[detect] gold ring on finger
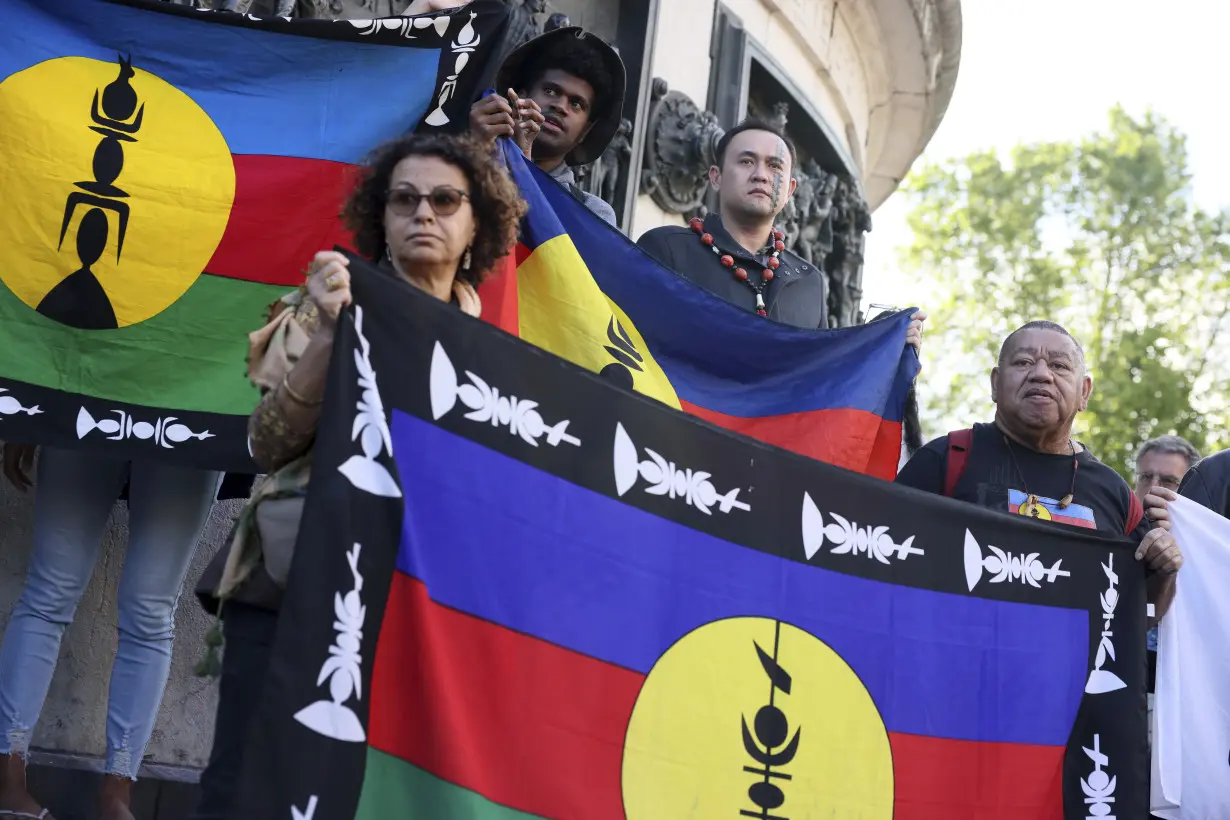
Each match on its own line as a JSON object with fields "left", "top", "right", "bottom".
{"left": 326, "top": 273, "right": 342, "bottom": 291}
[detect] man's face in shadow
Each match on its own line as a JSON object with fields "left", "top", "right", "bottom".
{"left": 523, "top": 68, "right": 595, "bottom": 163}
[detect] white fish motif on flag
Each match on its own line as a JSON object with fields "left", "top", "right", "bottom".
{"left": 425, "top": 12, "right": 481, "bottom": 127}
{"left": 430, "top": 341, "right": 578, "bottom": 449}
{"left": 963, "top": 529, "right": 1070, "bottom": 591}
{"left": 613, "top": 423, "right": 748, "bottom": 515}
{"left": 0, "top": 388, "right": 41, "bottom": 418}
{"left": 1085, "top": 553, "right": 1126, "bottom": 695}
{"left": 800, "top": 492, "right": 922, "bottom": 563}
{"left": 76, "top": 406, "right": 212, "bottom": 448}
{"left": 293, "top": 543, "right": 367, "bottom": 743}
{"left": 338, "top": 305, "right": 402, "bottom": 498}
{"left": 430, "top": 341, "right": 580, "bottom": 448}
{"left": 291, "top": 795, "right": 318, "bottom": 820}
{"left": 1081, "top": 734, "right": 1116, "bottom": 818}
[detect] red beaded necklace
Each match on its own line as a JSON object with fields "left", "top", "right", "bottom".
{"left": 689, "top": 217, "right": 785, "bottom": 317}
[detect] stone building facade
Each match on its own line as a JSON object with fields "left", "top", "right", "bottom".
{"left": 1, "top": 0, "right": 961, "bottom": 807}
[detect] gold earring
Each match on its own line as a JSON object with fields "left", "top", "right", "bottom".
{"left": 462, "top": 247, "right": 472, "bottom": 271}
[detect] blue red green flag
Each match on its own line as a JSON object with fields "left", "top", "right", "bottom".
{"left": 236, "top": 257, "right": 1150, "bottom": 819}
{"left": 0, "top": 0, "right": 509, "bottom": 470}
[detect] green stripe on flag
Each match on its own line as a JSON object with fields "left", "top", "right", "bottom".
{"left": 357, "top": 747, "right": 548, "bottom": 820}
{"left": 0, "top": 273, "right": 287, "bottom": 415}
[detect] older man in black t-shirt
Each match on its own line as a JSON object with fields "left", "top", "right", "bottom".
{"left": 896, "top": 320, "right": 1183, "bottom": 622}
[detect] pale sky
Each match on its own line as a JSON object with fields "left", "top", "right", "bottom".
{"left": 862, "top": 0, "right": 1230, "bottom": 311}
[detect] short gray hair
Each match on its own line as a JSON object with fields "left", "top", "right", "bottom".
{"left": 998, "top": 320, "right": 1086, "bottom": 371}
{"left": 1135, "top": 435, "right": 1201, "bottom": 469}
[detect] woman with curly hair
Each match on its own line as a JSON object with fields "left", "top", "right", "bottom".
{"left": 189, "top": 131, "right": 525, "bottom": 819}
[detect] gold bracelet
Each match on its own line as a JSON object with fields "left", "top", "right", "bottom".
{"left": 281, "top": 373, "right": 323, "bottom": 407}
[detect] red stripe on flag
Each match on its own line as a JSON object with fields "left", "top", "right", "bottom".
{"left": 514, "top": 240, "right": 532, "bottom": 266}
{"left": 889, "top": 732, "right": 1064, "bottom": 819}
{"left": 680, "top": 400, "right": 902, "bottom": 478}
{"left": 477, "top": 252, "right": 520, "bottom": 336}
{"left": 369, "top": 573, "right": 641, "bottom": 820}
{"left": 371, "top": 575, "right": 1068, "bottom": 819}
{"left": 206, "top": 155, "right": 359, "bottom": 286}
{"left": 1009, "top": 505, "right": 1098, "bottom": 529}
{"left": 868, "top": 413, "right": 906, "bottom": 480}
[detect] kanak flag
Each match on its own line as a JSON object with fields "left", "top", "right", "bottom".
{"left": 479, "top": 141, "right": 919, "bottom": 478}
{"left": 0, "top": 0, "right": 508, "bottom": 470}
{"left": 237, "top": 258, "right": 1150, "bottom": 819}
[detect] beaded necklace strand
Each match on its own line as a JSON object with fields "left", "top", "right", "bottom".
{"left": 689, "top": 217, "right": 785, "bottom": 317}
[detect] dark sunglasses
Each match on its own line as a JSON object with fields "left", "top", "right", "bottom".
{"left": 385, "top": 186, "right": 470, "bottom": 217}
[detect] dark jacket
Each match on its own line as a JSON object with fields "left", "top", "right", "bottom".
{"left": 636, "top": 214, "right": 828, "bottom": 330}
{"left": 1179, "top": 449, "right": 1230, "bottom": 518}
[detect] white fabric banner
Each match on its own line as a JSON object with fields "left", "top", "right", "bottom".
{"left": 1151, "top": 495, "right": 1230, "bottom": 819}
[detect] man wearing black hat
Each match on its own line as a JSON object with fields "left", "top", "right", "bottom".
{"left": 470, "top": 27, "right": 625, "bottom": 227}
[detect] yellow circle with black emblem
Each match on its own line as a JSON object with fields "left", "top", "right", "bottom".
{"left": 0, "top": 56, "right": 235, "bottom": 329}
{"left": 1017, "top": 500, "right": 1053, "bottom": 520}
{"left": 622, "top": 617, "right": 893, "bottom": 819}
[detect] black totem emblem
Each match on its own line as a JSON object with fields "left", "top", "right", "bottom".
{"left": 599, "top": 316, "right": 643, "bottom": 389}
{"left": 43, "top": 54, "right": 145, "bottom": 329}
{"left": 741, "top": 622, "right": 801, "bottom": 820}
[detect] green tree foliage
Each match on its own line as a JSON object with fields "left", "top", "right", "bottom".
{"left": 902, "top": 107, "right": 1230, "bottom": 478}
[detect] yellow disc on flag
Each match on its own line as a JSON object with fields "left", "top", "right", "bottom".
{"left": 0, "top": 55, "right": 235, "bottom": 329}
{"left": 1017, "top": 498, "right": 1053, "bottom": 520}
{"left": 622, "top": 617, "right": 894, "bottom": 819}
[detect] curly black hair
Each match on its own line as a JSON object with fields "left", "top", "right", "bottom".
{"left": 341, "top": 132, "right": 526, "bottom": 287}
{"left": 516, "top": 36, "right": 615, "bottom": 120}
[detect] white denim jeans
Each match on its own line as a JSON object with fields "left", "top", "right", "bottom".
{"left": 0, "top": 447, "right": 219, "bottom": 778}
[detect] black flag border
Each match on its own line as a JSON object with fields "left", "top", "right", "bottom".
{"left": 234, "top": 256, "right": 1149, "bottom": 819}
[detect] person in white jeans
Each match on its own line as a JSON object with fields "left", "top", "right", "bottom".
{"left": 0, "top": 445, "right": 219, "bottom": 820}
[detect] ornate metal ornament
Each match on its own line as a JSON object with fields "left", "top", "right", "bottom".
{"left": 639, "top": 78, "right": 723, "bottom": 215}
{"left": 504, "top": 0, "right": 548, "bottom": 49}
{"left": 576, "top": 117, "right": 632, "bottom": 215}
{"left": 826, "top": 177, "right": 871, "bottom": 327}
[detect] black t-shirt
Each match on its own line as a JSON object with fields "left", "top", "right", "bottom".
{"left": 896, "top": 422, "right": 1148, "bottom": 543}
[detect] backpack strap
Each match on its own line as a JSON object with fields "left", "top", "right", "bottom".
{"left": 1125, "top": 491, "right": 1145, "bottom": 536}
{"left": 944, "top": 428, "right": 973, "bottom": 498}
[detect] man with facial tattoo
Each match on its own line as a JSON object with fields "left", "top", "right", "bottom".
{"left": 636, "top": 119, "right": 924, "bottom": 345}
